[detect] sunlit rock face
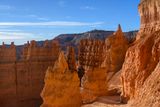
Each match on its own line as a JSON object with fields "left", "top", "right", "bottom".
{"left": 41, "top": 51, "right": 82, "bottom": 107}
{"left": 98, "top": 25, "right": 129, "bottom": 96}
{"left": 121, "top": 30, "right": 160, "bottom": 102}
{"left": 137, "top": 0, "right": 160, "bottom": 39}
{"left": 129, "top": 61, "right": 160, "bottom": 107}
{"left": 102, "top": 25, "right": 128, "bottom": 80}
{"left": 121, "top": 0, "right": 160, "bottom": 104}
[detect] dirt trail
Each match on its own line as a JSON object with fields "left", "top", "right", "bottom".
{"left": 82, "top": 96, "right": 126, "bottom": 107}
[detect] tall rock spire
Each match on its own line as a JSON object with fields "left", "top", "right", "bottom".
{"left": 66, "top": 46, "right": 77, "bottom": 72}
{"left": 118, "top": 24, "right": 122, "bottom": 32}
{"left": 114, "top": 24, "right": 124, "bottom": 39}
{"left": 41, "top": 51, "right": 81, "bottom": 107}
{"left": 54, "top": 51, "right": 69, "bottom": 73}
{"left": 102, "top": 24, "right": 128, "bottom": 74}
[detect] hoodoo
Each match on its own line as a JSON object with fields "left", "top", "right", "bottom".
{"left": 41, "top": 49, "right": 81, "bottom": 107}
{"left": 102, "top": 24, "right": 128, "bottom": 76}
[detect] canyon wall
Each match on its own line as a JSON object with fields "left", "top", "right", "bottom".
{"left": 0, "top": 40, "right": 60, "bottom": 107}
{"left": 121, "top": 0, "right": 160, "bottom": 104}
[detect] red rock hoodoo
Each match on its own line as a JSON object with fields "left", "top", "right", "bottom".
{"left": 41, "top": 50, "right": 81, "bottom": 107}
{"left": 102, "top": 24, "right": 128, "bottom": 73}
{"left": 102, "top": 25, "right": 128, "bottom": 92}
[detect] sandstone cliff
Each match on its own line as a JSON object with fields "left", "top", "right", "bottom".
{"left": 121, "top": 29, "right": 160, "bottom": 102}
{"left": 41, "top": 51, "right": 81, "bottom": 107}
{"left": 0, "top": 40, "right": 60, "bottom": 107}
{"left": 137, "top": 0, "right": 160, "bottom": 39}
{"left": 121, "top": 0, "right": 160, "bottom": 105}
{"left": 0, "top": 42, "right": 16, "bottom": 62}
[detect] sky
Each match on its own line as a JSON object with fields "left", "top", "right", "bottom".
{"left": 0, "top": 0, "right": 140, "bottom": 45}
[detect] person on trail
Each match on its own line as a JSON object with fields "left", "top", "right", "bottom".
{"left": 77, "top": 65, "right": 85, "bottom": 87}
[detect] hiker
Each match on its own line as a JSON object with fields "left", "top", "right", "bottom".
{"left": 77, "top": 65, "right": 85, "bottom": 87}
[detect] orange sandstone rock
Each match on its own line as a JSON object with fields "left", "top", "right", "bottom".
{"left": 79, "top": 26, "right": 129, "bottom": 102}
{"left": 137, "top": 0, "right": 160, "bottom": 39}
{"left": 0, "top": 42, "right": 16, "bottom": 62}
{"left": 78, "top": 39, "right": 108, "bottom": 103}
{"left": 121, "top": 30, "right": 160, "bottom": 103}
{"left": 41, "top": 51, "right": 81, "bottom": 107}
{"left": 66, "top": 46, "right": 77, "bottom": 72}
{"left": 102, "top": 24, "right": 128, "bottom": 74}
{"left": 121, "top": 0, "right": 160, "bottom": 104}
{"left": 78, "top": 39, "right": 105, "bottom": 70}
{"left": 129, "top": 61, "right": 160, "bottom": 107}
{"left": 82, "top": 68, "right": 108, "bottom": 96}
{"left": 0, "top": 40, "right": 60, "bottom": 107}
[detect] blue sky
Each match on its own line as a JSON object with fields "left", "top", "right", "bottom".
{"left": 0, "top": 0, "right": 140, "bottom": 45}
